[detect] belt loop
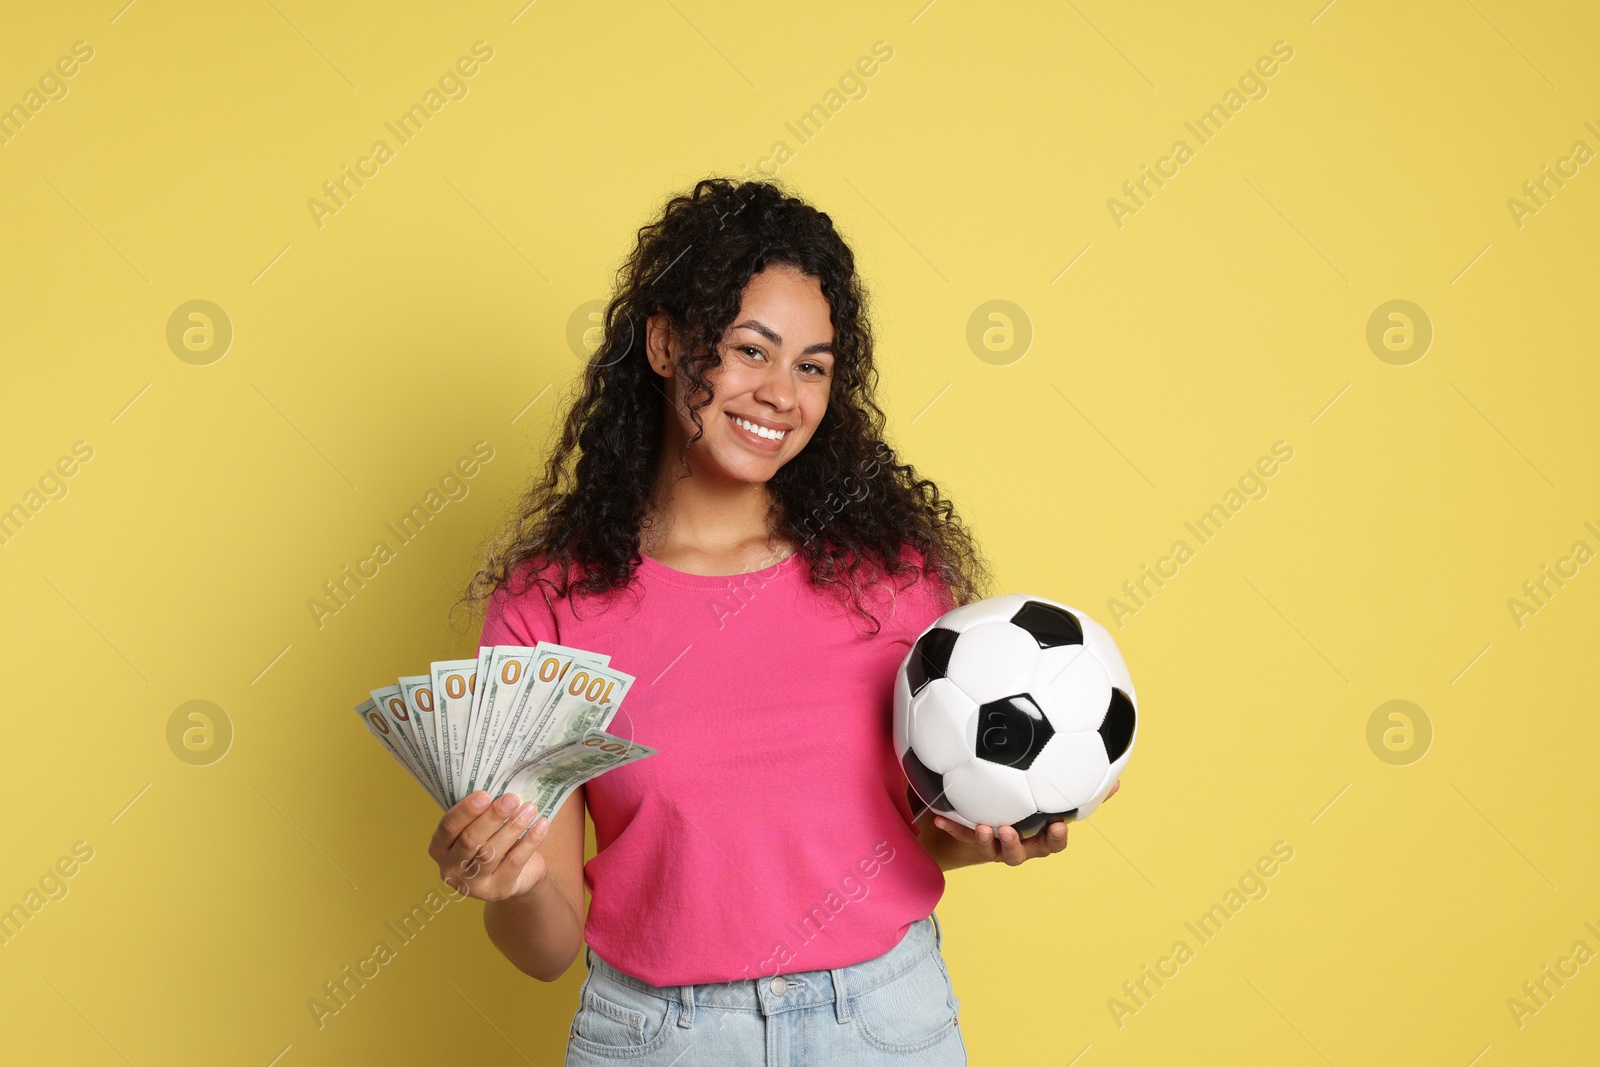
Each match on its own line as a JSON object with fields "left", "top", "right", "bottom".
{"left": 677, "top": 983, "right": 695, "bottom": 1028}
{"left": 831, "top": 967, "right": 850, "bottom": 1023}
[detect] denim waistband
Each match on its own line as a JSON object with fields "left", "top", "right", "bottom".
{"left": 583, "top": 913, "right": 944, "bottom": 1023}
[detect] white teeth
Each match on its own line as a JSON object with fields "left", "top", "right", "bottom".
{"left": 732, "top": 415, "right": 786, "bottom": 441}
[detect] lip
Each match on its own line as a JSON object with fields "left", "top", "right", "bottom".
{"left": 725, "top": 411, "right": 791, "bottom": 452}
{"left": 725, "top": 411, "right": 794, "bottom": 432}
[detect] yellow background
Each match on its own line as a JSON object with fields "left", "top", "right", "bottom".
{"left": 2, "top": 1, "right": 1596, "bottom": 1063}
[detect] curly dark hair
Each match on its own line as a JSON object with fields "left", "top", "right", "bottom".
{"left": 456, "top": 175, "right": 990, "bottom": 636}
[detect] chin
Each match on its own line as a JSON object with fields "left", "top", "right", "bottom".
{"left": 687, "top": 442, "right": 776, "bottom": 485}
{"left": 719, "top": 458, "right": 782, "bottom": 484}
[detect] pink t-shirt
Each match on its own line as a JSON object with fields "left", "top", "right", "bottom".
{"left": 478, "top": 544, "right": 956, "bottom": 986}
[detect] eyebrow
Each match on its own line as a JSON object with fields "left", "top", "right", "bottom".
{"left": 731, "top": 319, "right": 835, "bottom": 356}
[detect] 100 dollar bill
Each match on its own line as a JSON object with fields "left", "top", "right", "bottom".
{"left": 355, "top": 697, "right": 445, "bottom": 809}
{"left": 368, "top": 685, "right": 445, "bottom": 807}
{"left": 483, "top": 644, "right": 608, "bottom": 792}
{"left": 488, "top": 660, "right": 633, "bottom": 795}
{"left": 429, "top": 658, "right": 478, "bottom": 804}
{"left": 500, "top": 730, "right": 657, "bottom": 825}
{"left": 461, "top": 646, "right": 536, "bottom": 795}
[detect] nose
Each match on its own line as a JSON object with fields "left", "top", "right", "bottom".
{"left": 751, "top": 360, "right": 796, "bottom": 411}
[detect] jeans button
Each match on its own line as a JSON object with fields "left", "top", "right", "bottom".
{"left": 771, "top": 977, "right": 789, "bottom": 994}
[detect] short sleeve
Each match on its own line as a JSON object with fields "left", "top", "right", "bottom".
{"left": 478, "top": 560, "right": 560, "bottom": 650}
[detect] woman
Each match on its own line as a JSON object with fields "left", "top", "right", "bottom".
{"left": 428, "top": 177, "right": 1115, "bottom": 1063}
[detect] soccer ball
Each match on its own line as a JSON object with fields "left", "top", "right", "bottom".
{"left": 894, "top": 593, "right": 1137, "bottom": 839}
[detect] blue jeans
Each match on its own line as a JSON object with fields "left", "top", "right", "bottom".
{"left": 564, "top": 913, "right": 967, "bottom": 1065}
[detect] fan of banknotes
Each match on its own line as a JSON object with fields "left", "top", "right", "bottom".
{"left": 353, "top": 642, "right": 657, "bottom": 820}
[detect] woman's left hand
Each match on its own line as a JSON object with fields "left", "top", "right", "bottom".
{"left": 932, "top": 779, "right": 1120, "bottom": 867}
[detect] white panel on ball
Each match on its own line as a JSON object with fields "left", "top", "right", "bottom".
{"left": 924, "top": 593, "right": 1031, "bottom": 635}
{"left": 1074, "top": 778, "right": 1115, "bottom": 820}
{"left": 1077, "top": 738, "right": 1136, "bottom": 819}
{"left": 1079, "top": 611, "right": 1136, "bottom": 703}
{"left": 909, "top": 678, "right": 979, "bottom": 774}
{"left": 1028, "top": 645, "right": 1113, "bottom": 734}
{"left": 1025, "top": 732, "right": 1112, "bottom": 811}
{"left": 944, "top": 621, "right": 1041, "bottom": 704}
{"left": 941, "top": 758, "right": 1037, "bottom": 828}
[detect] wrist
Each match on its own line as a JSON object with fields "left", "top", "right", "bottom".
{"left": 915, "top": 812, "right": 991, "bottom": 871}
{"left": 495, "top": 870, "right": 555, "bottom": 909}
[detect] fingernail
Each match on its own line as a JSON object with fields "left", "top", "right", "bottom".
{"left": 497, "top": 794, "right": 519, "bottom": 812}
{"left": 534, "top": 818, "right": 549, "bottom": 833}
{"left": 468, "top": 792, "right": 490, "bottom": 811}
{"left": 517, "top": 802, "right": 537, "bottom": 821}
{"left": 1052, "top": 824, "right": 1066, "bottom": 838}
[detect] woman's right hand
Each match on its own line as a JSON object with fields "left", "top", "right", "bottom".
{"left": 428, "top": 791, "right": 552, "bottom": 902}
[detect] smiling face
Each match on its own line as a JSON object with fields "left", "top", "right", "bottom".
{"left": 647, "top": 264, "right": 836, "bottom": 486}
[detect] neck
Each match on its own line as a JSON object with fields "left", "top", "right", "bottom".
{"left": 644, "top": 436, "right": 778, "bottom": 557}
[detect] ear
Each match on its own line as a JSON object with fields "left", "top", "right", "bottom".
{"left": 645, "top": 310, "right": 676, "bottom": 379}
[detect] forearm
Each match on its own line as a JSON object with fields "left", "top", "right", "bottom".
{"left": 483, "top": 876, "right": 585, "bottom": 981}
